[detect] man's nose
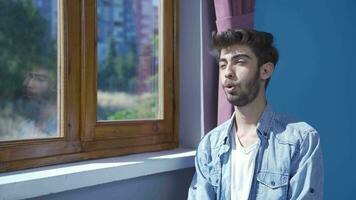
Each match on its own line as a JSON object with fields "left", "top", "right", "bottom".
{"left": 224, "top": 64, "right": 235, "bottom": 79}
{"left": 26, "top": 78, "right": 35, "bottom": 88}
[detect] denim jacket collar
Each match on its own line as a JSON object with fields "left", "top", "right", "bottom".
{"left": 256, "top": 104, "right": 275, "bottom": 139}
{"left": 217, "top": 104, "right": 274, "bottom": 156}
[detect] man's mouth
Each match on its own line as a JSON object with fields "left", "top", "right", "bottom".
{"left": 224, "top": 84, "right": 237, "bottom": 93}
{"left": 23, "top": 90, "right": 37, "bottom": 98}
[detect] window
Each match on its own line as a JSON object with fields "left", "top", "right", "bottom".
{"left": 0, "top": 0, "right": 179, "bottom": 172}
{"left": 0, "top": 0, "right": 59, "bottom": 141}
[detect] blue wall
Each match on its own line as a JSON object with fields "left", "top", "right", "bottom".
{"left": 255, "top": 0, "right": 356, "bottom": 199}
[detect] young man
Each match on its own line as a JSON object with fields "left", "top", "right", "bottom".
{"left": 188, "top": 29, "right": 323, "bottom": 200}
{"left": 21, "top": 67, "right": 57, "bottom": 136}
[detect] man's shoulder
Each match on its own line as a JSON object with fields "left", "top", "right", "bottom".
{"left": 272, "top": 112, "right": 319, "bottom": 145}
{"left": 198, "top": 119, "right": 231, "bottom": 151}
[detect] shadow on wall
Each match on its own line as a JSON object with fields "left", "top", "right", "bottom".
{"left": 29, "top": 168, "right": 195, "bottom": 200}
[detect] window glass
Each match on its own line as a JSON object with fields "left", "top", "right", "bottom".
{"left": 97, "top": 0, "right": 161, "bottom": 121}
{"left": 0, "top": 0, "right": 58, "bottom": 141}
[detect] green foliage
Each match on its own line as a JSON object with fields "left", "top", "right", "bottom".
{"left": 98, "top": 38, "right": 137, "bottom": 93}
{"left": 108, "top": 93, "right": 158, "bottom": 120}
{"left": 99, "top": 34, "right": 161, "bottom": 120}
{"left": 147, "top": 73, "right": 158, "bottom": 93}
{"left": 152, "top": 34, "right": 159, "bottom": 55}
{"left": 0, "top": 0, "right": 56, "bottom": 100}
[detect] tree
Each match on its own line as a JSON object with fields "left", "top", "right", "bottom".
{"left": 0, "top": 0, "right": 56, "bottom": 101}
{"left": 98, "top": 37, "right": 137, "bottom": 93}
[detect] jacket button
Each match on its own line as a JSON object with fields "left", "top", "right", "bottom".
{"left": 270, "top": 181, "right": 275, "bottom": 186}
{"left": 309, "top": 188, "right": 314, "bottom": 193}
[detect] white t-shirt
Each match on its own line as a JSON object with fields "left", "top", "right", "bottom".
{"left": 230, "top": 126, "right": 260, "bottom": 200}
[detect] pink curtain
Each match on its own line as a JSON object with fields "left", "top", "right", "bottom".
{"left": 213, "top": 0, "right": 256, "bottom": 124}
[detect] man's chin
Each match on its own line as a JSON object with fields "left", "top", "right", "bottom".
{"left": 226, "top": 96, "right": 248, "bottom": 107}
{"left": 23, "top": 94, "right": 33, "bottom": 99}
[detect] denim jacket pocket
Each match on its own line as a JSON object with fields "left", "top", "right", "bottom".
{"left": 256, "top": 171, "right": 289, "bottom": 200}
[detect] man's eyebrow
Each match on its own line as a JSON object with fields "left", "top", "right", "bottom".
{"left": 219, "top": 58, "right": 227, "bottom": 63}
{"left": 231, "top": 54, "right": 251, "bottom": 60}
{"left": 31, "top": 73, "right": 49, "bottom": 78}
{"left": 219, "top": 54, "right": 251, "bottom": 63}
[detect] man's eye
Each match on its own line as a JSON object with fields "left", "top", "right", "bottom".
{"left": 219, "top": 64, "right": 226, "bottom": 69}
{"left": 35, "top": 77, "right": 46, "bottom": 82}
{"left": 235, "top": 59, "right": 246, "bottom": 64}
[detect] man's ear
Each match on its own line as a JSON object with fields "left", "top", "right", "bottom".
{"left": 260, "top": 62, "right": 275, "bottom": 81}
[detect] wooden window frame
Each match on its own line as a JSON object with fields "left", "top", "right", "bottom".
{"left": 0, "top": 0, "right": 179, "bottom": 172}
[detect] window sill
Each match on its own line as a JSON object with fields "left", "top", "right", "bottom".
{"left": 0, "top": 148, "right": 196, "bottom": 200}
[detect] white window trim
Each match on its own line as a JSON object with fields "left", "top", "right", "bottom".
{"left": 0, "top": 148, "right": 195, "bottom": 200}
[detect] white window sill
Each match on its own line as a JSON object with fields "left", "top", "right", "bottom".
{"left": 0, "top": 148, "right": 196, "bottom": 200}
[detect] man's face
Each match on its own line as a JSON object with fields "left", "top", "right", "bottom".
{"left": 23, "top": 69, "right": 51, "bottom": 100}
{"left": 219, "top": 44, "right": 261, "bottom": 107}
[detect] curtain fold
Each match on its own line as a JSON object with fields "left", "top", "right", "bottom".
{"left": 213, "top": 0, "right": 256, "bottom": 124}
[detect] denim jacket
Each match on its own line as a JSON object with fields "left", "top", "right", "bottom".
{"left": 188, "top": 105, "right": 323, "bottom": 200}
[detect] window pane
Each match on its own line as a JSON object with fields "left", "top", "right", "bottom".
{"left": 0, "top": 0, "right": 59, "bottom": 141}
{"left": 97, "top": 0, "right": 162, "bottom": 121}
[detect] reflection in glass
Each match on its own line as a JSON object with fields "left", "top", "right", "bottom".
{"left": 0, "top": 0, "right": 58, "bottom": 141}
{"left": 97, "top": 0, "right": 161, "bottom": 121}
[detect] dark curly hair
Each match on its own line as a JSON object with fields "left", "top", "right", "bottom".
{"left": 212, "top": 29, "right": 279, "bottom": 88}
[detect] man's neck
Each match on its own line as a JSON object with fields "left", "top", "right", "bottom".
{"left": 234, "top": 91, "right": 267, "bottom": 139}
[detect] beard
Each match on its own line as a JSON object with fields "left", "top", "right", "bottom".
{"left": 21, "top": 88, "right": 56, "bottom": 122}
{"left": 223, "top": 70, "right": 261, "bottom": 107}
